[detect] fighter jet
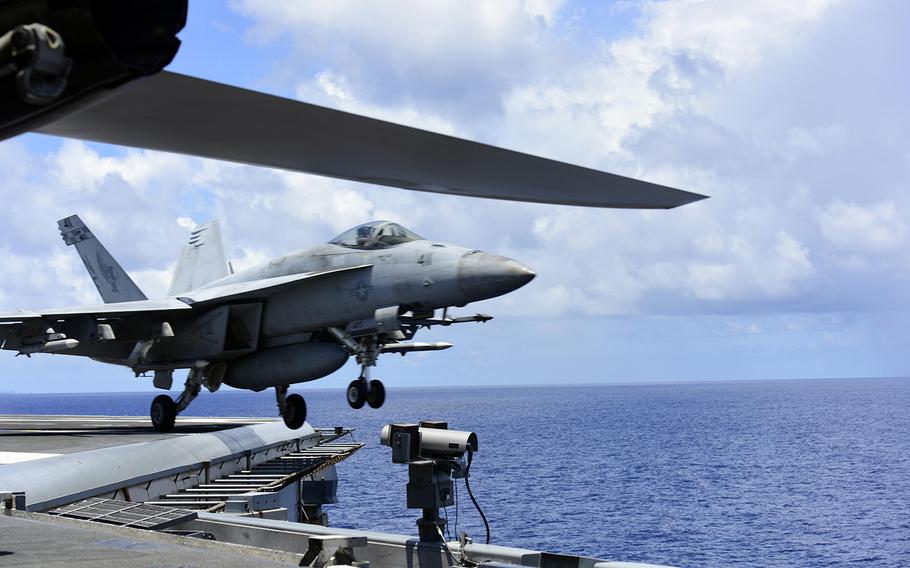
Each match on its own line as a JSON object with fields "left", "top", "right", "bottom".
{"left": 0, "top": 215, "right": 534, "bottom": 431}
{"left": 0, "top": 1, "right": 708, "bottom": 430}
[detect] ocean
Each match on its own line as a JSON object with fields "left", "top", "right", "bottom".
{"left": 2, "top": 378, "right": 909, "bottom": 567}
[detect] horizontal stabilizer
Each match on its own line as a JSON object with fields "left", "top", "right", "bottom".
{"left": 58, "top": 215, "right": 147, "bottom": 304}
{"left": 38, "top": 72, "right": 707, "bottom": 209}
{"left": 168, "top": 220, "right": 229, "bottom": 296}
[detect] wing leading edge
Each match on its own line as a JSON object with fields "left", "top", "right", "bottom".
{"left": 37, "top": 72, "right": 707, "bottom": 209}
{"left": 0, "top": 265, "right": 371, "bottom": 324}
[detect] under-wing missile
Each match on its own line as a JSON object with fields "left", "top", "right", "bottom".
{"left": 448, "top": 314, "right": 493, "bottom": 324}
{"left": 401, "top": 313, "right": 493, "bottom": 327}
{"left": 381, "top": 342, "right": 454, "bottom": 354}
{"left": 40, "top": 338, "right": 79, "bottom": 353}
{"left": 18, "top": 338, "right": 79, "bottom": 355}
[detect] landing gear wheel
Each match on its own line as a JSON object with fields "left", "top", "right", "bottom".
{"left": 347, "top": 380, "right": 366, "bottom": 409}
{"left": 150, "top": 395, "right": 177, "bottom": 432}
{"left": 283, "top": 394, "right": 307, "bottom": 430}
{"left": 367, "top": 379, "right": 386, "bottom": 409}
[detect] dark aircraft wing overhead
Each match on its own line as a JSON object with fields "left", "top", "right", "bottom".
{"left": 37, "top": 72, "right": 707, "bottom": 209}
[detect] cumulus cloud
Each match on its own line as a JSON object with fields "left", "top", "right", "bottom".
{"left": 2, "top": 0, "right": 909, "bottom": 391}
{"left": 2, "top": 0, "right": 908, "bottom": 323}
{"left": 817, "top": 201, "right": 906, "bottom": 254}
{"left": 7, "top": 0, "right": 908, "bottom": 315}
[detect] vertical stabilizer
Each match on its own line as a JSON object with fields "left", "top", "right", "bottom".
{"left": 58, "top": 215, "right": 148, "bottom": 304}
{"left": 168, "top": 220, "right": 229, "bottom": 295}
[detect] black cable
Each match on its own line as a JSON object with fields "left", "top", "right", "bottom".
{"left": 453, "top": 469, "right": 459, "bottom": 538}
{"left": 435, "top": 523, "right": 458, "bottom": 565}
{"left": 464, "top": 447, "right": 490, "bottom": 545}
{"left": 442, "top": 501, "right": 452, "bottom": 541}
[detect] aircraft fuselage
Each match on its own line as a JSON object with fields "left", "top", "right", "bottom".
{"left": 206, "top": 240, "right": 533, "bottom": 338}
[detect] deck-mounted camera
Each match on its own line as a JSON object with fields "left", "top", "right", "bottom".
{"left": 380, "top": 421, "right": 479, "bottom": 542}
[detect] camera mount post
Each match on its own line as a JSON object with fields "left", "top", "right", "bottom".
{"left": 409, "top": 457, "right": 455, "bottom": 541}
{"left": 380, "top": 421, "right": 476, "bottom": 543}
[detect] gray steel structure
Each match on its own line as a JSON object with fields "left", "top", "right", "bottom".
{"left": 0, "top": 416, "right": 679, "bottom": 568}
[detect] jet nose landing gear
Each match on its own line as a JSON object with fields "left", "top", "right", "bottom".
{"left": 327, "top": 327, "right": 387, "bottom": 411}
{"left": 275, "top": 385, "right": 307, "bottom": 429}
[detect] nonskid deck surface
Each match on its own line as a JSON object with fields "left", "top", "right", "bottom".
{"left": 0, "top": 414, "right": 272, "bottom": 460}
{"left": 0, "top": 510, "right": 302, "bottom": 567}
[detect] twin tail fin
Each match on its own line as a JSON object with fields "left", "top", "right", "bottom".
{"left": 58, "top": 215, "right": 148, "bottom": 304}
{"left": 167, "top": 219, "right": 229, "bottom": 296}
{"left": 59, "top": 215, "right": 230, "bottom": 302}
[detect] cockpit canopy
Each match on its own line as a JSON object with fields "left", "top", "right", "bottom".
{"left": 329, "top": 221, "right": 425, "bottom": 250}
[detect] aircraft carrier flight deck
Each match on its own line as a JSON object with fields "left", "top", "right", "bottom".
{"left": 0, "top": 414, "right": 675, "bottom": 568}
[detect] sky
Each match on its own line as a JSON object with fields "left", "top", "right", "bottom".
{"left": 0, "top": 0, "right": 908, "bottom": 393}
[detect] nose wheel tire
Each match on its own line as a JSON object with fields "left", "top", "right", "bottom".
{"left": 150, "top": 395, "right": 177, "bottom": 432}
{"left": 347, "top": 380, "right": 367, "bottom": 409}
{"left": 367, "top": 379, "right": 386, "bottom": 409}
{"left": 282, "top": 393, "right": 307, "bottom": 429}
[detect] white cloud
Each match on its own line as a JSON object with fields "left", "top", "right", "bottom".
{"left": 3, "top": 0, "right": 909, "bottom": 391}
{"left": 817, "top": 201, "right": 907, "bottom": 254}
{"left": 2, "top": 0, "right": 907, "bottom": 324}
{"left": 523, "top": 0, "right": 567, "bottom": 25}
{"left": 176, "top": 217, "right": 198, "bottom": 231}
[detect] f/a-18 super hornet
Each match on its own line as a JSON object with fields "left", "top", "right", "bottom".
{"left": 1, "top": 215, "right": 534, "bottom": 431}
{"left": 0, "top": 1, "right": 707, "bottom": 430}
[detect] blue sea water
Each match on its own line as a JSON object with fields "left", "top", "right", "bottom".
{"left": 2, "top": 378, "right": 909, "bottom": 568}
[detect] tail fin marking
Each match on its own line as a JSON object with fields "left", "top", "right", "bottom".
{"left": 58, "top": 215, "right": 148, "bottom": 304}
{"left": 168, "top": 219, "right": 229, "bottom": 296}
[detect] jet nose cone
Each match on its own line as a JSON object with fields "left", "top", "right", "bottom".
{"left": 457, "top": 252, "right": 536, "bottom": 302}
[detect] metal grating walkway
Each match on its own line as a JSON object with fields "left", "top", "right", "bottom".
{"left": 145, "top": 428, "right": 363, "bottom": 511}
{"left": 48, "top": 497, "right": 197, "bottom": 530}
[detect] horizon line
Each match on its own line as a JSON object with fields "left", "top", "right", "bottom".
{"left": 1, "top": 375, "right": 908, "bottom": 396}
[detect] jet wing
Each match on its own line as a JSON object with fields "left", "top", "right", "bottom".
{"left": 0, "top": 266, "right": 372, "bottom": 323}
{"left": 36, "top": 72, "right": 706, "bottom": 209}
{"left": 181, "top": 265, "right": 371, "bottom": 305}
{"left": 0, "top": 298, "right": 191, "bottom": 323}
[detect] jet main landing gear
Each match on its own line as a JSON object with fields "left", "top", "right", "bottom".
{"left": 347, "top": 377, "right": 385, "bottom": 409}
{"left": 150, "top": 368, "right": 203, "bottom": 432}
{"left": 276, "top": 385, "right": 307, "bottom": 429}
{"left": 150, "top": 395, "right": 177, "bottom": 432}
